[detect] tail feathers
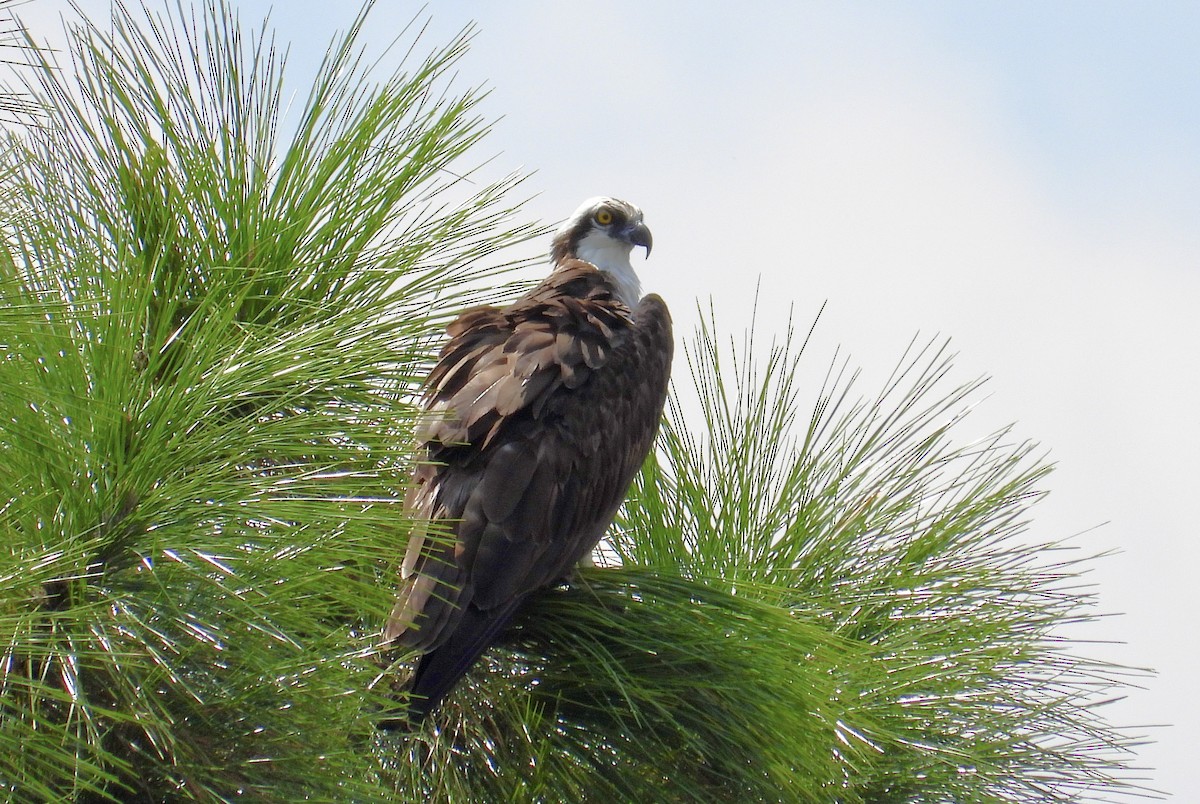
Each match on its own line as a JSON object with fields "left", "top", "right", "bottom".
{"left": 387, "top": 597, "right": 527, "bottom": 728}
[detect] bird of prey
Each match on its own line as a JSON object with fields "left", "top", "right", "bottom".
{"left": 384, "top": 197, "right": 673, "bottom": 723}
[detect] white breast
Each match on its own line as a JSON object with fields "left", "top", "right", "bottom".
{"left": 575, "top": 229, "right": 643, "bottom": 307}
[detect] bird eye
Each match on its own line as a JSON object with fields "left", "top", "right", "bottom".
{"left": 594, "top": 209, "right": 614, "bottom": 226}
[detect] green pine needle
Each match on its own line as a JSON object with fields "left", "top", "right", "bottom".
{"left": 1, "top": 2, "right": 1147, "bottom": 802}
{"left": 2, "top": 1, "right": 531, "bottom": 799}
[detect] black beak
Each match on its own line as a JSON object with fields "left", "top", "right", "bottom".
{"left": 626, "top": 221, "right": 653, "bottom": 257}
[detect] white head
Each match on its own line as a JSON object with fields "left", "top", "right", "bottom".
{"left": 549, "top": 197, "right": 652, "bottom": 307}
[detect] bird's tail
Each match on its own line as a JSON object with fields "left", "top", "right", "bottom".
{"left": 383, "top": 597, "right": 527, "bottom": 729}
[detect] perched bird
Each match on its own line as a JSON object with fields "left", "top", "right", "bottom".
{"left": 384, "top": 197, "right": 673, "bottom": 723}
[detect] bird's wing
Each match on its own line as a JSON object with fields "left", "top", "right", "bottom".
{"left": 385, "top": 263, "right": 672, "bottom": 673}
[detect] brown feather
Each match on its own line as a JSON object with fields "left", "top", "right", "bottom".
{"left": 385, "top": 257, "right": 673, "bottom": 716}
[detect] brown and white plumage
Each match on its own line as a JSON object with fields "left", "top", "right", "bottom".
{"left": 385, "top": 197, "right": 673, "bottom": 722}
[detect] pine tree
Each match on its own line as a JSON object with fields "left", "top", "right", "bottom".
{"left": 1, "top": 2, "right": 1146, "bottom": 801}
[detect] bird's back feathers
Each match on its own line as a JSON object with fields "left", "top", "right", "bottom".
{"left": 385, "top": 259, "right": 672, "bottom": 719}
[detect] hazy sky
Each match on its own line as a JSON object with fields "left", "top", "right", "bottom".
{"left": 15, "top": 1, "right": 1199, "bottom": 797}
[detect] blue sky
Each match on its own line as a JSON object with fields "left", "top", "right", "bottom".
{"left": 15, "top": 1, "right": 1199, "bottom": 797}
{"left": 925, "top": 3, "right": 1199, "bottom": 229}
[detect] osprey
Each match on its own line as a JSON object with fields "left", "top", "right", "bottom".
{"left": 385, "top": 197, "right": 672, "bottom": 722}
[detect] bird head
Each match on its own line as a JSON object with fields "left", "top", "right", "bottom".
{"left": 550, "top": 197, "right": 652, "bottom": 306}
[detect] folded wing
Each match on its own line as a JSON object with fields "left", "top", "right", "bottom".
{"left": 385, "top": 261, "right": 672, "bottom": 718}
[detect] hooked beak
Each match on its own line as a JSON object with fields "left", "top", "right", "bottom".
{"left": 625, "top": 221, "right": 653, "bottom": 257}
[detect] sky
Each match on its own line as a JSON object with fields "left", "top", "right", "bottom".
{"left": 12, "top": 1, "right": 1200, "bottom": 798}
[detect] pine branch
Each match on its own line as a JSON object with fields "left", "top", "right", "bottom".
{"left": 1, "top": 2, "right": 532, "bottom": 799}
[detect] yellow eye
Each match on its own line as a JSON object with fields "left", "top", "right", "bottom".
{"left": 594, "top": 209, "right": 614, "bottom": 226}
